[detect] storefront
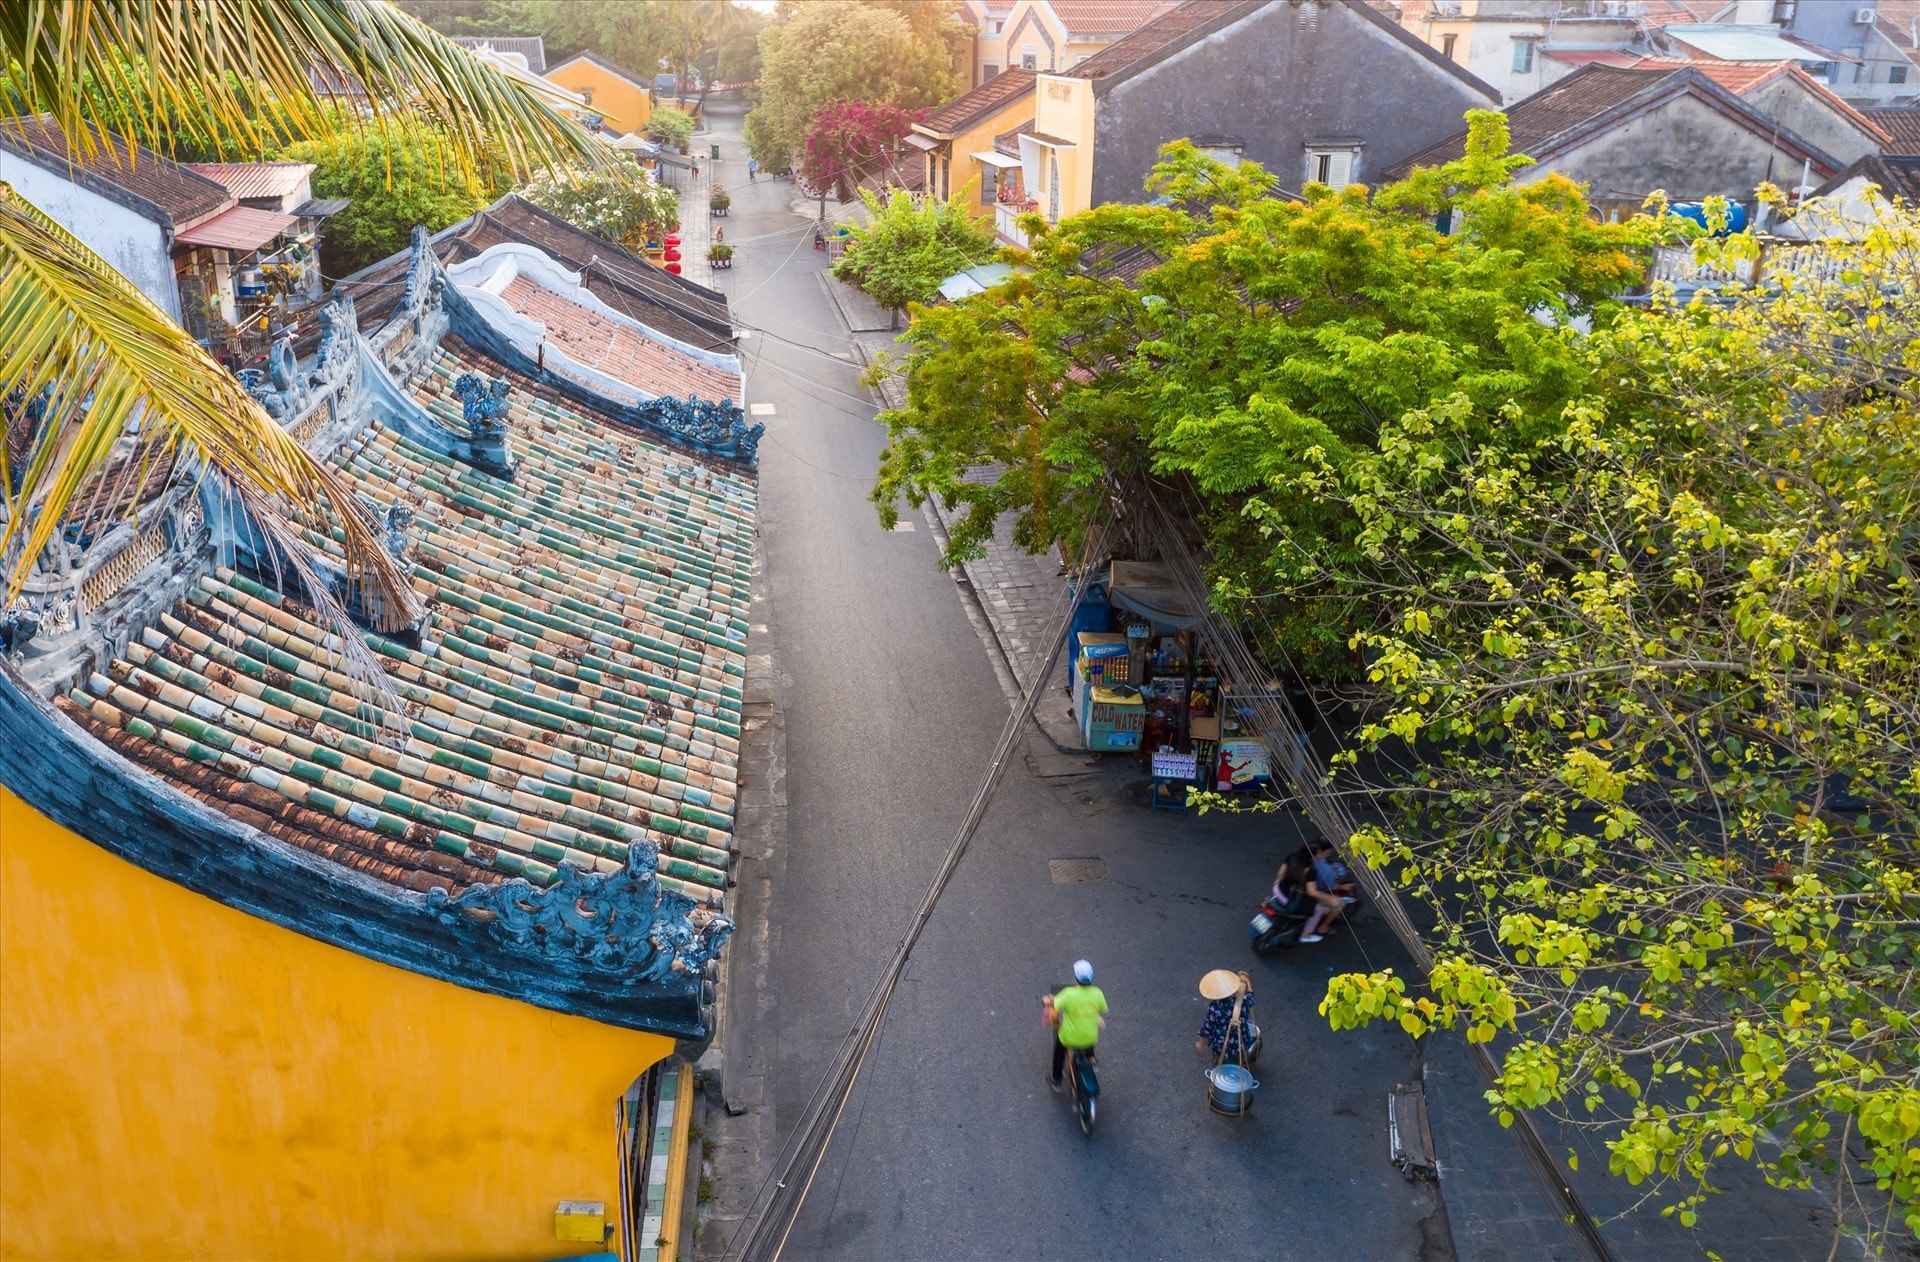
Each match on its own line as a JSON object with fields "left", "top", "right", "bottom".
{"left": 1068, "top": 560, "right": 1299, "bottom": 804}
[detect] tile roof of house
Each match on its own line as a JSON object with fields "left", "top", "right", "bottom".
{"left": 1816, "top": 152, "right": 1920, "bottom": 202}
{"left": 451, "top": 35, "right": 547, "bottom": 73}
{"left": 1061, "top": 0, "right": 1264, "bottom": 80}
{"left": 500, "top": 276, "right": 743, "bottom": 403}
{"left": 1050, "top": 0, "right": 1182, "bottom": 35}
{"left": 60, "top": 345, "right": 753, "bottom": 909}
{"left": 919, "top": 69, "right": 1037, "bottom": 136}
{"left": 1872, "top": 12, "right": 1920, "bottom": 53}
{"left": 1061, "top": 0, "right": 1494, "bottom": 99}
{"left": 0, "top": 115, "right": 231, "bottom": 228}
{"left": 995, "top": 117, "right": 1037, "bottom": 157}
{"left": 335, "top": 195, "right": 735, "bottom": 352}
{"left": 185, "top": 161, "right": 315, "bottom": 203}
{"left": 1639, "top": 0, "right": 1734, "bottom": 26}
{"left": 1632, "top": 58, "right": 1892, "bottom": 141}
{"left": 1865, "top": 106, "right": 1920, "bottom": 154}
{"left": 549, "top": 48, "right": 654, "bottom": 90}
{"left": 1390, "top": 63, "right": 1837, "bottom": 178}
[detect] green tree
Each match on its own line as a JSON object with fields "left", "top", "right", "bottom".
{"left": 647, "top": 106, "right": 696, "bottom": 152}
{"left": 1319, "top": 201, "right": 1920, "bottom": 1248}
{"left": 832, "top": 187, "right": 995, "bottom": 326}
{"left": 744, "top": 0, "right": 962, "bottom": 173}
{"left": 280, "top": 124, "right": 513, "bottom": 278}
{"left": 870, "top": 118, "right": 1651, "bottom": 673}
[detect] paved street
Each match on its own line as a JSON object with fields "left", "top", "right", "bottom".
{"left": 696, "top": 102, "right": 1446, "bottom": 1262}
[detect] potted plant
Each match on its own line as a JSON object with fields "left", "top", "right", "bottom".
{"left": 709, "top": 187, "right": 731, "bottom": 216}
{"left": 707, "top": 242, "right": 734, "bottom": 270}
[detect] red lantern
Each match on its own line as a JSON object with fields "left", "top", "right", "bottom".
{"left": 664, "top": 233, "right": 682, "bottom": 246}
{"left": 663, "top": 248, "right": 682, "bottom": 262}
{"left": 665, "top": 262, "right": 683, "bottom": 274}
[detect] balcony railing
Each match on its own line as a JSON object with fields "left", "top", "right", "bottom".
{"left": 995, "top": 201, "right": 1032, "bottom": 248}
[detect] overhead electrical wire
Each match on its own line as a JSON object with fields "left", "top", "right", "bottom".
{"left": 721, "top": 512, "right": 1111, "bottom": 1262}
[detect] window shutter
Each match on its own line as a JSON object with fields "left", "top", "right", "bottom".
{"left": 1328, "top": 151, "right": 1354, "bottom": 189}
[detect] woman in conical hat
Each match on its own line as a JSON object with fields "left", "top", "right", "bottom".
{"left": 1196, "top": 969, "right": 1255, "bottom": 1057}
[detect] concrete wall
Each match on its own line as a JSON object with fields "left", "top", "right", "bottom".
{"left": 0, "top": 151, "right": 179, "bottom": 320}
{"left": 1744, "top": 75, "right": 1884, "bottom": 166}
{"left": 1090, "top": 0, "right": 1497, "bottom": 206}
{"left": 0, "top": 786, "right": 672, "bottom": 1261}
{"left": 1523, "top": 91, "right": 1836, "bottom": 205}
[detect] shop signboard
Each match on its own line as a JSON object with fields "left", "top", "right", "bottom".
{"left": 1214, "top": 738, "right": 1270, "bottom": 791}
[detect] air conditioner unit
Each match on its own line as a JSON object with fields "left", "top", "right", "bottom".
{"left": 1854, "top": 7, "right": 1875, "bottom": 23}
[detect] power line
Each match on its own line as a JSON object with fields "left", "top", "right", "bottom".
{"left": 721, "top": 514, "right": 1109, "bottom": 1262}
{"left": 1132, "top": 486, "right": 1617, "bottom": 1262}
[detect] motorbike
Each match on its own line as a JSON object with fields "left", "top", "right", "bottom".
{"left": 1062, "top": 1046, "right": 1098, "bottom": 1135}
{"left": 1248, "top": 891, "right": 1312, "bottom": 954}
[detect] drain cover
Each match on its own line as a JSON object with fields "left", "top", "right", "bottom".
{"left": 1048, "top": 858, "right": 1108, "bottom": 884}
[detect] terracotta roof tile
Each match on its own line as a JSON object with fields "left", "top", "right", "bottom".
{"left": 0, "top": 115, "right": 231, "bottom": 227}
{"left": 1819, "top": 153, "right": 1920, "bottom": 202}
{"left": 333, "top": 195, "right": 735, "bottom": 353}
{"left": 1865, "top": 107, "right": 1920, "bottom": 155}
{"left": 920, "top": 70, "right": 1037, "bottom": 135}
{"left": 1631, "top": 58, "right": 1891, "bottom": 141}
{"left": 1061, "top": 0, "right": 1264, "bottom": 80}
{"left": 1049, "top": 0, "right": 1181, "bottom": 35}
{"left": 65, "top": 348, "right": 756, "bottom": 906}
{"left": 501, "top": 275, "right": 743, "bottom": 403}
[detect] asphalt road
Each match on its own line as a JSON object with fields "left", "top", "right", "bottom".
{"left": 698, "top": 102, "right": 1447, "bottom": 1262}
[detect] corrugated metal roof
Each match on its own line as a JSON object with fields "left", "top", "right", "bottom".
{"left": 185, "top": 162, "right": 314, "bottom": 202}
{"left": 171, "top": 205, "right": 300, "bottom": 252}
{"left": 1662, "top": 23, "right": 1844, "bottom": 61}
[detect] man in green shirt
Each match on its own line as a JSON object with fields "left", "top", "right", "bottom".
{"left": 1049, "top": 959, "right": 1108, "bottom": 1091}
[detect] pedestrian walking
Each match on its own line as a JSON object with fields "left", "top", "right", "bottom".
{"left": 748, "top": 157, "right": 758, "bottom": 181}
{"left": 691, "top": 157, "right": 700, "bottom": 178}
{"left": 714, "top": 226, "right": 725, "bottom": 244}
{"left": 1195, "top": 969, "right": 1257, "bottom": 1061}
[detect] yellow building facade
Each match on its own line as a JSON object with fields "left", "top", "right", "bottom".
{"left": 547, "top": 50, "right": 656, "bottom": 137}
{"left": 0, "top": 200, "right": 748, "bottom": 1262}
{"left": 0, "top": 787, "right": 672, "bottom": 1261}
{"left": 1030, "top": 72, "right": 1097, "bottom": 224}
{"left": 912, "top": 71, "right": 1038, "bottom": 224}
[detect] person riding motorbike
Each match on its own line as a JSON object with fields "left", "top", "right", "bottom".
{"left": 1047, "top": 959, "right": 1107, "bottom": 1091}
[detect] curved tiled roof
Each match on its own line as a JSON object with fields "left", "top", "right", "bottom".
{"left": 62, "top": 348, "right": 752, "bottom": 909}
{"left": 1865, "top": 107, "right": 1920, "bottom": 155}
{"left": 335, "top": 195, "right": 735, "bottom": 353}
{"left": 501, "top": 275, "right": 743, "bottom": 402}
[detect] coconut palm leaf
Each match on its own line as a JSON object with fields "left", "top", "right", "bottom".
{"left": 0, "top": 0, "right": 601, "bottom": 191}
{"left": 0, "top": 183, "right": 423, "bottom": 691}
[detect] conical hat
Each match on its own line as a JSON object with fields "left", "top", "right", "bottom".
{"left": 1199, "top": 969, "right": 1243, "bottom": 1000}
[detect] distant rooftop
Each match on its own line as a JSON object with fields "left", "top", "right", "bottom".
{"left": 450, "top": 35, "right": 547, "bottom": 74}
{"left": 0, "top": 115, "right": 231, "bottom": 228}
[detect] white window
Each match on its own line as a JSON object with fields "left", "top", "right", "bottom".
{"left": 1512, "top": 39, "right": 1536, "bottom": 73}
{"left": 1305, "top": 148, "right": 1358, "bottom": 190}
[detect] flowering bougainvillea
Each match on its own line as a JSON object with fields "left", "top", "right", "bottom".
{"left": 800, "top": 99, "right": 923, "bottom": 201}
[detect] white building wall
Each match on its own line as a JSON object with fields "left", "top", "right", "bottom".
{"left": 0, "top": 152, "right": 180, "bottom": 321}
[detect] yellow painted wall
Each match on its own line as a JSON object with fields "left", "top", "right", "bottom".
{"left": 547, "top": 60, "right": 653, "bottom": 137}
{"left": 1034, "top": 74, "right": 1096, "bottom": 220}
{"left": 925, "top": 91, "right": 1037, "bottom": 217}
{"left": 0, "top": 786, "right": 674, "bottom": 1261}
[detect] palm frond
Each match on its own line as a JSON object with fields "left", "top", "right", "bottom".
{"left": 0, "top": 183, "right": 422, "bottom": 701}
{"left": 0, "top": 0, "right": 602, "bottom": 190}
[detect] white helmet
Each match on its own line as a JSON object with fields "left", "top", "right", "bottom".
{"left": 1073, "top": 959, "right": 1094, "bottom": 984}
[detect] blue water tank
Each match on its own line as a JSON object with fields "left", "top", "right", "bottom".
{"left": 1670, "top": 202, "right": 1748, "bottom": 237}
